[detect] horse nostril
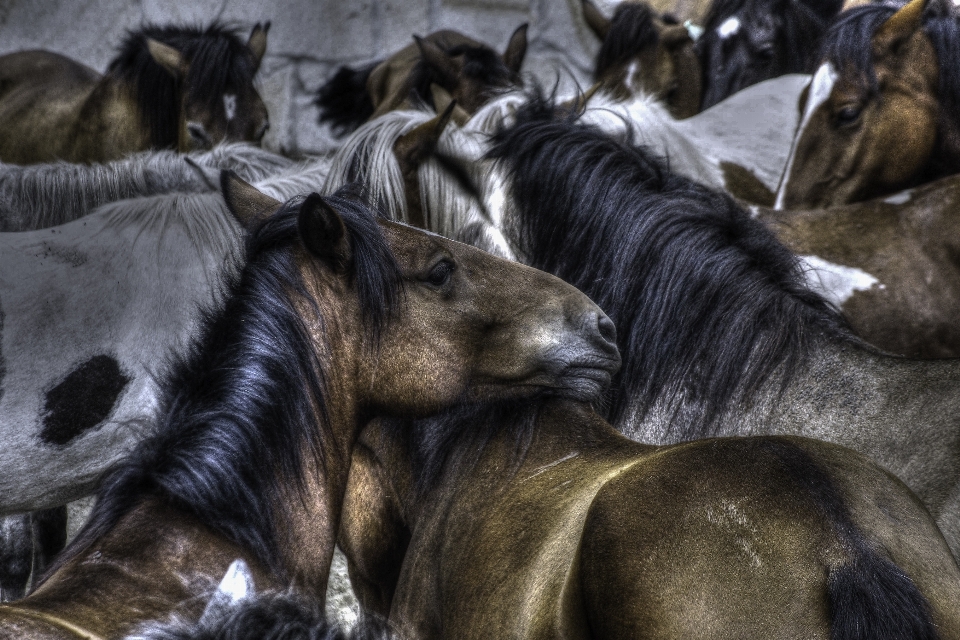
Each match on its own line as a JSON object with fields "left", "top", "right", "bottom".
{"left": 598, "top": 314, "right": 617, "bottom": 345}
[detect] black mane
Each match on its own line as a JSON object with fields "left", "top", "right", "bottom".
{"left": 488, "top": 98, "right": 855, "bottom": 435}
{"left": 108, "top": 23, "right": 260, "bottom": 148}
{"left": 593, "top": 3, "right": 661, "bottom": 78}
{"left": 46, "top": 186, "right": 402, "bottom": 580}
{"left": 314, "top": 62, "right": 379, "bottom": 136}
{"left": 406, "top": 38, "right": 517, "bottom": 110}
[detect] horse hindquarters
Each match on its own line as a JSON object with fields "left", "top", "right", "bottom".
{"left": 576, "top": 437, "right": 959, "bottom": 639}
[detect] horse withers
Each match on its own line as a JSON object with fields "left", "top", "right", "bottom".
{"left": 0, "top": 23, "right": 270, "bottom": 164}
{"left": 0, "top": 176, "right": 618, "bottom": 638}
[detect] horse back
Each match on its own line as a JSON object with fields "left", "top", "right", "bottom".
{"left": 578, "top": 436, "right": 960, "bottom": 639}
{"left": 0, "top": 51, "right": 100, "bottom": 163}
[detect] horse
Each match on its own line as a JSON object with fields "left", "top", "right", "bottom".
{"left": 581, "top": 0, "right": 702, "bottom": 118}
{"left": 0, "top": 175, "right": 618, "bottom": 638}
{"left": 338, "top": 398, "right": 960, "bottom": 639}
{"left": 124, "top": 560, "right": 393, "bottom": 640}
{"left": 314, "top": 26, "right": 527, "bottom": 136}
{"left": 461, "top": 98, "right": 960, "bottom": 554}
{"left": 0, "top": 23, "right": 270, "bottom": 164}
{"left": 696, "top": 0, "right": 841, "bottom": 109}
{"left": 775, "top": 0, "right": 960, "bottom": 208}
{"left": 757, "top": 174, "right": 960, "bottom": 358}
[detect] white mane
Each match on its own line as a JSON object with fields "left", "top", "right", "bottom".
{"left": 254, "top": 155, "right": 333, "bottom": 202}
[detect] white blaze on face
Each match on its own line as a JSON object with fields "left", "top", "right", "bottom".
{"left": 798, "top": 254, "right": 882, "bottom": 308}
{"left": 774, "top": 62, "right": 838, "bottom": 209}
{"left": 718, "top": 16, "right": 741, "bottom": 39}
{"left": 223, "top": 93, "right": 238, "bottom": 121}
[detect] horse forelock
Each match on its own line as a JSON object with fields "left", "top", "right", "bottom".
{"left": 818, "top": 5, "right": 897, "bottom": 94}
{"left": 594, "top": 2, "right": 661, "bottom": 76}
{"left": 109, "top": 23, "right": 258, "bottom": 148}
{"left": 488, "top": 98, "right": 854, "bottom": 435}
{"left": 44, "top": 186, "right": 403, "bottom": 581}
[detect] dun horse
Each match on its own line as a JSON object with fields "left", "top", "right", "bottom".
{"left": 0, "top": 23, "right": 270, "bottom": 164}
{"left": 0, "top": 176, "right": 618, "bottom": 638}
{"left": 314, "top": 27, "right": 527, "bottom": 136}
{"left": 340, "top": 399, "right": 960, "bottom": 638}
{"left": 471, "top": 99, "right": 960, "bottom": 554}
{"left": 775, "top": 0, "right": 960, "bottom": 208}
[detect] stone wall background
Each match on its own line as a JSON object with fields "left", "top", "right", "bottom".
{"left": 0, "top": 0, "right": 620, "bottom": 156}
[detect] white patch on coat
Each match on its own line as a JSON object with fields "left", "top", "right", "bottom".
{"left": 625, "top": 60, "right": 642, "bottom": 92}
{"left": 883, "top": 189, "right": 913, "bottom": 205}
{"left": 718, "top": 16, "right": 741, "bottom": 39}
{"left": 215, "top": 558, "right": 255, "bottom": 602}
{"left": 774, "top": 63, "right": 837, "bottom": 209}
{"left": 798, "top": 254, "right": 882, "bottom": 308}
{"left": 223, "top": 94, "right": 237, "bottom": 121}
{"left": 684, "top": 20, "right": 705, "bottom": 41}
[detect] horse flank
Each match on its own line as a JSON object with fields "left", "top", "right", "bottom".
{"left": 488, "top": 98, "right": 857, "bottom": 436}
{"left": 41, "top": 188, "right": 403, "bottom": 581}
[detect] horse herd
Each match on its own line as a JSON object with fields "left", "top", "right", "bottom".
{"left": 0, "top": 0, "right": 959, "bottom": 636}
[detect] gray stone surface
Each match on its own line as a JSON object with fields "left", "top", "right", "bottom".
{"left": 0, "top": 0, "right": 617, "bottom": 155}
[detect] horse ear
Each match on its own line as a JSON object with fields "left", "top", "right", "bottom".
{"left": 248, "top": 22, "right": 270, "bottom": 71}
{"left": 415, "top": 35, "right": 462, "bottom": 87}
{"left": 431, "top": 84, "right": 471, "bottom": 126}
{"left": 502, "top": 23, "right": 528, "bottom": 74}
{"left": 147, "top": 38, "right": 188, "bottom": 78}
{"left": 298, "top": 193, "right": 353, "bottom": 272}
{"left": 872, "top": 0, "right": 926, "bottom": 59}
{"left": 394, "top": 101, "right": 457, "bottom": 168}
{"left": 582, "top": 0, "right": 611, "bottom": 39}
{"left": 220, "top": 170, "right": 282, "bottom": 229}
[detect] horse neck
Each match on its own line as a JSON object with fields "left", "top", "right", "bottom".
{"left": 71, "top": 76, "right": 154, "bottom": 162}
{"left": 11, "top": 499, "right": 275, "bottom": 638}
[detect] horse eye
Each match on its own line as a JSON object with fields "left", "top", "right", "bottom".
{"left": 836, "top": 105, "right": 862, "bottom": 127}
{"left": 187, "top": 122, "right": 212, "bottom": 148}
{"left": 425, "top": 260, "right": 455, "bottom": 287}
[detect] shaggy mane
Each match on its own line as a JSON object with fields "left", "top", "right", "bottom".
{"left": 44, "top": 186, "right": 403, "bottom": 580}
{"left": 108, "top": 23, "right": 260, "bottom": 148}
{"left": 594, "top": 3, "right": 662, "bottom": 79}
{"left": 488, "top": 98, "right": 856, "bottom": 436}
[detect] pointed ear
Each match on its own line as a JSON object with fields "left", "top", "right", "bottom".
{"left": 248, "top": 21, "right": 270, "bottom": 71}
{"left": 147, "top": 38, "right": 188, "bottom": 78}
{"left": 394, "top": 101, "right": 456, "bottom": 168}
{"left": 502, "top": 23, "right": 528, "bottom": 74}
{"left": 298, "top": 193, "right": 353, "bottom": 272}
{"left": 220, "top": 170, "right": 282, "bottom": 229}
{"left": 431, "top": 84, "right": 471, "bottom": 126}
{"left": 415, "top": 35, "right": 462, "bottom": 86}
{"left": 582, "top": 0, "right": 611, "bottom": 39}
{"left": 872, "top": 0, "right": 926, "bottom": 59}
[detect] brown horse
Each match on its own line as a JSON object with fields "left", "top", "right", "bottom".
{"left": 582, "top": 0, "right": 702, "bottom": 118}
{"left": 0, "top": 176, "right": 618, "bottom": 638}
{"left": 758, "top": 173, "right": 960, "bottom": 358}
{"left": 315, "top": 27, "right": 527, "bottom": 136}
{"left": 341, "top": 399, "right": 960, "bottom": 639}
{"left": 775, "top": 0, "right": 960, "bottom": 208}
{"left": 0, "top": 23, "right": 270, "bottom": 164}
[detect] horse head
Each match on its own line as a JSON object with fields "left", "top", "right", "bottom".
{"left": 698, "top": 0, "right": 840, "bottom": 109}
{"left": 221, "top": 173, "right": 620, "bottom": 415}
{"left": 584, "top": 0, "right": 702, "bottom": 118}
{"left": 775, "top": 0, "right": 941, "bottom": 208}
{"left": 143, "top": 23, "right": 271, "bottom": 152}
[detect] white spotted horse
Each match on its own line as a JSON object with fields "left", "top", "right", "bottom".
{"left": 0, "top": 23, "right": 270, "bottom": 164}
{"left": 0, "top": 175, "right": 618, "bottom": 638}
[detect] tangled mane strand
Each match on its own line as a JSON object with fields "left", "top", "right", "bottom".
{"left": 594, "top": 3, "right": 661, "bottom": 78}
{"left": 488, "top": 97, "right": 855, "bottom": 436}
{"left": 44, "top": 185, "right": 403, "bottom": 580}
{"left": 108, "top": 23, "right": 259, "bottom": 148}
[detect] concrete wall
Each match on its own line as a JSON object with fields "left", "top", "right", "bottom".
{"left": 0, "top": 0, "right": 620, "bottom": 156}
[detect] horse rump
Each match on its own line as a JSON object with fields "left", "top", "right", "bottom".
{"left": 315, "top": 62, "right": 379, "bottom": 136}
{"left": 829, "top": 550, "right": 939, "bottom": 640}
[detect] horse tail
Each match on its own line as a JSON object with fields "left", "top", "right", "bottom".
{"left": 314, "top": 61, "right": 379, "bottom": 136}
{"left": 828, "top": 546, "right": 939, "bottom": 640}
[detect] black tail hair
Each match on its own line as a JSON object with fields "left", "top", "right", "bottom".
{"left": 315, "top": 62, "right": 379, "bottom": 136}
{"left": 829, "top": 554, "right": 940, "bottom": 640}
